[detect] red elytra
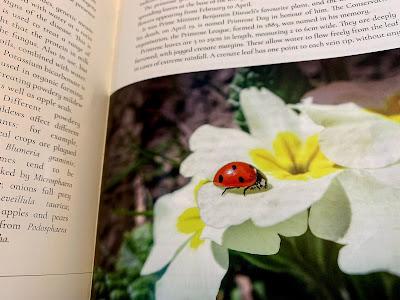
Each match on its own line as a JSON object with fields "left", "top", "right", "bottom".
{"left": 213, "top": 162, "right": 268, "bottom": 195}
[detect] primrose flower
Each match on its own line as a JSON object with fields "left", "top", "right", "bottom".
{"left": 297, "top": 101, "right": 400, "bottom": 169}
{"left": 310, "top": 170, "right": 400, "bottom": 276}
{"left": 141, "top": 181, "right": 228, "bottom": 300}
{"left": 142, "top": 178, "right": 312, "bottom": 299}
{"left": 295, "top": 84, "right": 400, "bottom": 276}
{"left": 180, "top": 88, "right": 342, "bottom": 231}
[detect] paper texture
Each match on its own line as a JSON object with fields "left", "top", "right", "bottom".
{"left": 0, "top": 0, "right": 118, "bottom": 298}
{"left": 0, "top": 274, "right": 92, "bottom": 300}
{"left": 113, "top": 0, "right": 400, "bottom": 92}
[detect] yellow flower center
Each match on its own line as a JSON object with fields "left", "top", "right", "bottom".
{"left": 389, "top": 115, "right": 400, "bottom": 123}
{"left": 176, "top": 207, "right": 206, "bottom": 249}
{"left": 193, "top": 179, "right": 211, "bottom": 205}
{"left": 250, "top": 132, "right": 340, "bottom": 181}
{"left": 176, "top": 181, "right": 209, "bottom": 250}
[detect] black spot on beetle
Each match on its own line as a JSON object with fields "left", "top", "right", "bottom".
{"left": 219, "top": 175, "right": 224, "bottom": 183}
{"left": 238, "top": 176, "right": 245, "bottom": 183}
{"left": 232, "top": 165, "right": 237, "bottom": 170}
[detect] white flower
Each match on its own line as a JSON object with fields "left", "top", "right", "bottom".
{"left": 141, "top": 179, "right": 307, "bottom": 299}
{"left": 181, "top": 88, "right": 342, "bottom": 232}
{"left": 297, "top": 85, "right": 400, "bottom": 276}
{"left": 141, "top": 181, "right": 228, "bottom": 300}
{"left": 297, "top": 100, "right": 400, "bottom": 169}
{"left": 310, "top": 170, "right": 400, "bottom": 276}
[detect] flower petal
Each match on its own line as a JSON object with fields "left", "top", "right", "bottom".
{"left": 201, "top": 226, "right": 225, "bottom": 245}
{"left": 141, "top": 183, "right": 195, "bottom": 275}
{"left": 188, "top": 125, "right": 259, "bottom": 152}
{"left": 198, "top": 175, "right": 335, "bottom": 228}
{"left": 339, "top": 234, "right": 400, "bottom": 276}
{"left": 220, "top": 220, "right": 281, "bottom": 255}
{"left": 298, "top": 102, "right": 400, "bottom": 168}
{"left": 156, "top": 241, "right": 229, "bottom": 300}
{"left": 309, "top": 177, "right": 351, "bottom": 241}
{"left": 201, "top": 211, "right": 307, "bottom": 255}
{"left": 320, "top": 121, "right": 400, "bottom": 168}
{"left": 297, "top": 112, "right": 324, "bottom": 137}
{"left": 227, "top": 211, "right": 307, "bottom": 255}
{"left": 273, "top": 210, "right": 308, "bottom": 237}
{"left": 240, "top": 88, "right": 300, "bottom": 145}
{"left": 365, "top": 163, "right": 400, "bottom": 188}
{"left": 336, "top": 171, "right": 400, "bottom": 276}
{"left": 180, "top": 125, "right": 260, "bottom": 178}
{"left": 297, "top": 102, "right": 377, "bottom": 126}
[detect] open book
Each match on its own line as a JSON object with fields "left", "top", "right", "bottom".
{"left": 1, "top": 0, "right": 400, "bottom": 299}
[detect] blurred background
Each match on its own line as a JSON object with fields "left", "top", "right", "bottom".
{"left": 93, "top": 49, "right": 400, "bottom": 300}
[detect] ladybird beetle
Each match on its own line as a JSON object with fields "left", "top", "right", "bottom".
{"left": 213, "top": 162, "right": 268, "bottom": 196}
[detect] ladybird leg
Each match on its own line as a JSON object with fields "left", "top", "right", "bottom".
{"left": 243, "top": 186, "right": 251, "bottom": 196}
{"left": 222, "top": 187, "right": 235, "bottom": 196}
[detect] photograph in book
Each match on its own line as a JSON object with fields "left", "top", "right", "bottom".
{"left": 0, "top": 0, "right": 400, "bottom": 299}
{"left": 95, "top": 49, "right": 400, "bottom": 300}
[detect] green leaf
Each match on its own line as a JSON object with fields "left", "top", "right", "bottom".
{"left": 127, "top": 275, "right": 157, "bottom": 300}
{"left": 230, "top": 287, "right": 242, "bottom": 300}
{"left": 232, "top": 230, "right": 400, "bottom": 300}
{"left": 116, "top": 223, "right": 153, "bottom": 274}
{"left": 110, "top": 289, "right": 129, "bottom": 300}
{"left": 93, "top": 224, "right": 156, "bottom": 300}
{"left": 253, "top": 281, "right": 268, "bottom": 300}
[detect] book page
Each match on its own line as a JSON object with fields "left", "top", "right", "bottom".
{"left": 0, "top": 0, "right": 118, "bottom": 299}
{"left": 112, "top": 0, "right": 400, "bottom": 92}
